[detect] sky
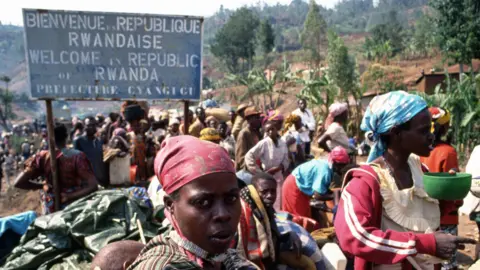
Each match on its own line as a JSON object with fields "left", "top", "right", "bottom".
{"left": 1, "top": 0, "right": 340, "bottom": 26}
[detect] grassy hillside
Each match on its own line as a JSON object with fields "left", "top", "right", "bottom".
{"left": 0, "top": 24, "right": 24, "bottom": 74}
{"left": 0, "top": 0, "right": 433, "bottom": 119}
{"left": 0, "top": 0, "right": 430, "bottom": 73}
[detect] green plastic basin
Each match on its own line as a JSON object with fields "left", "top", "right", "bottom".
{"left": 423, "top": 172, "right": 472, "bottom": 200}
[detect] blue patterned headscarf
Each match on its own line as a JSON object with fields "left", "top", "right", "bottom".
{"left": 361, "top": 91, "right": 427, "bottom": 162}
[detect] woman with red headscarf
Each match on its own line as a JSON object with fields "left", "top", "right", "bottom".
{"left": 129, "top": 136, "right": 257, "bottom": 270}
{"left": 420, "top": 107, "right": 461, "bottom": 270}
{"left": 281, "top": 146, "right": 350, "bottom": 219}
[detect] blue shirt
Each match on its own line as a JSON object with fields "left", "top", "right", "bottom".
{"left": 292, "top": 159, "right": 332, "bottom": 196}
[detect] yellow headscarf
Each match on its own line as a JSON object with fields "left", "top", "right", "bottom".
{"left": 283, "top": 114, "right": 301, "bottom": 135}
{"left": 429, "top": 107, "right": 451, "bottom": 132}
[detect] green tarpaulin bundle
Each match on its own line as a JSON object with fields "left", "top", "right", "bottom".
{"left": 2, "top": 189, "right": 161, "bottom": 270}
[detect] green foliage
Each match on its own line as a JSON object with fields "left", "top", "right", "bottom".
{"left": 226, "top": 59, "right": 294, "bottom": 109}
{"left": 0, "top": 25, "right": 24, "bottom": 73}
{"left": 258, "top": 19, "right": 275, "bottom": 57}
{"left": 417, "top": 73, "right": 480, "bottom": 163}
{"left": 0, "top": 1, "right": 436, "bottom": 73}
{"left": 377, "top": 0, "right": 428, "bottom": 9}
{"left": 0, "top": 88, "right": 16, "bottom": 130}
{"left": 362, "top": 10, "right": 405, "bottom": 61}
{"left": 430, "top": 0, "right": 480, "bottom": 65}
{"left": 326, "top": 30, "right": 359, "bottom": 99}
{"left": 300, "top": 0, "right": 327, "bottom": 66}
{"left": 0, "top": 75, "right": 19, "bottom": 130}
{"left": 361, "top": 64, "right": 406, "bottom": 93}
{"left": 210, "top": 7, "right": 260, "bottom": 73}
{"left": 203, "top": 76, "right": 213, "bottom": 89}
{"left": 257, "top": 19, "right": 276, "bottom": 68}
{"left": 225, "top": 69, "right": 266, "bottom": 105}
{"left": 296, "top": 72, "right": 337, "bottom": 120}
{"left": 410, "top": 14, "right": 436, "bottom": 57}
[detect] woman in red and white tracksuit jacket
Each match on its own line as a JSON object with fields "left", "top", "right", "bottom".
{"left": 335, "top": 91, "right": 475, "bottom": 270}
{"left": 335, "top": 165, "right": 438, "bottom": 269}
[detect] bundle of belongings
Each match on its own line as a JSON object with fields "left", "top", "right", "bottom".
{"left": 0, "top": 188, "right": 160, "bottom": 270}
{"left": 0, "top": 211, "right": 37, "bottom": 264}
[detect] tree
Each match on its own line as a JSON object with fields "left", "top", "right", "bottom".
{"left": 225, "top": 69, "right": 267, "bottom": 106}
{"left": 327, "top": 30, "right": 359, "bottom": 100}
{"left": 361, "top": 64, "right": 406, "bottom": 93}
{"left": 0, "top": 75, "right": 11, "bottom": 89}
{"left": 296, "top": 71, "right": 337, "bottom": 121}
{"left": 362, "top": 10, "right": 405, "bottom": 61}
{"left": 211, "top": 7, "right": 260, "bottom": 73}
{"left": 0, "top": 75, "right": 15, "bottom": 131}
{"left": 412, "top": 14, "right": 436, "bottom": 57}
{"left": 257, "top": 19, "right": 275, "bottom": 68}
{"left": 417, "top": 73, "right": 480, "bottom": 162}
{"left": 430, "top": 0, "right": 480, "bottom": 76}
{"left": 300, "top": 0, "right": 328, "bottom": 67}
{"left": 327, "top": 30, "right": 364, "bottom": 136}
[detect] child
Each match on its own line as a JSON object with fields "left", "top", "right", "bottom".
{"left": 91, "top": 240, "right": 144, "bottom": 270}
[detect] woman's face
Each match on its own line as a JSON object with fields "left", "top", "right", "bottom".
{"left": 171, "top": 123, "right": 180, "bottom": 133}
{"left": 218, "top": 124, "right": 227, "bottom": 137}
{"left": 397, "top": 109, "right": 434, "bottom": 157}
{"left": 265, "top": 123, "right": 277, "bottom": 140}
{"left": 273, "top": 120, "right": 283, "bottom": 131}
{"left": 168, "top": 172, "right": 240, "bottom": 254}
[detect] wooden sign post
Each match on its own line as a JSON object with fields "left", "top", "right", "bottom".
{"left": 45, "top": 100, "right": 61, "bottom": 211}
{"left": 183, "top": 100, "right": 190, "bottom": 135}
{"left": 23, "top": 9, "right": 204, "bottom": 212}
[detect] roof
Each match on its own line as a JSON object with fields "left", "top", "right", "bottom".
{"left": 362, "top": 90, "right": 382, "bottom": 98}
{"left": 415, "top": 59, "right": 480, "bottom": 84}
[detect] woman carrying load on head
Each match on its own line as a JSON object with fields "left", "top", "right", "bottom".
{"left": 334, "top": 91, "right": 475, "bottom": 270}
{"left": 200, "top": 127, "right": 222, "bottom": 144}
{"left": 128, "top": 136, "right": 258, "bottom": 270}
{"left": 121, "top": 102, "right": 151, "bottom": 184}
{"left": 420, "top": 107, "right": 461, "bottom": 270}
{"left": 265, "top": 110, "right": 284, "bottom": 134}
{"left": 318, "top": 102, "right": 350, "bottom": 153}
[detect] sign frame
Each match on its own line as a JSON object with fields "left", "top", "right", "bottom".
{"left": 22, "top": 8, "right": 204, "bottom": 102}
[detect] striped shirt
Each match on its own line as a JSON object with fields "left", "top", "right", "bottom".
{"left": 128, "top": 227, "right": 258, "bottom": 270}
{"left": 128, "top": 233, "right": 200, "bottom": 270}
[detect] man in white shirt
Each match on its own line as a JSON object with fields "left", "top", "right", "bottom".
{"left": 292, "top": 98, "right": 316, "bottom": 156}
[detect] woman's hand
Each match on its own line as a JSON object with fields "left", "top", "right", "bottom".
{"left": 434, "top": 233, "right": 476, "bottom": 259}
{"left": 448, "top": 169, "right": 457, "bottom": 175}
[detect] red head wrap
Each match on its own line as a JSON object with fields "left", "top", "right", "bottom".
{"left": 154, "top": 135, "right": 235, "bottom": 194}
{"left": 328, "top": 146, "right": 350, "bottom": 164}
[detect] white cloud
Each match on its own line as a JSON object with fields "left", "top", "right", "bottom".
{"left": 1, "top": 0, "right": 339, "bottom": 26}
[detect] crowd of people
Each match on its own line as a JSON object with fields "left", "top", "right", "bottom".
{"left": 2, "top": 90, "right": 480, "bottom": 270}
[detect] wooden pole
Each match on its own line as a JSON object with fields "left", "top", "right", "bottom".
{"left": 183, "top": 100, "right": 190, "bottom": 135}
{"left": 45, "top": 100, "right": 60, "bottom": 211}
